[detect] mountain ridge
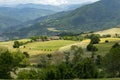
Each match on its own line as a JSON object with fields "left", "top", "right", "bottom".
{"left": 3, "top": 0, "right": 120, "bottom": 39}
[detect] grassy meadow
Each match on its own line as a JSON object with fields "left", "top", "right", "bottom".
{"left": 0, "top": 38, "right": 120, "bottom": 64}
{"left": 0, "top": 39, "right": 77, "bottom": 55}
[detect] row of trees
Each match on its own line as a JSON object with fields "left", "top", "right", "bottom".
{"left": 13, "top": 40, "right": 31, "bottom": 48}
{"left": 30, "top": 36, "right": 48, "bottom": 41}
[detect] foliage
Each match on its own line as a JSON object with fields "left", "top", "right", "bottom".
{"left": 102, "top": 34, "right": 111, "bottom": 38}
{"left": 13, "top": 41, "right": 20, "bottom": 48}
{"left": 112, "top": 42, "right": 119, "bottom": 48}
{"left": 23, "top": 52, "right": 30, "bottom": 58}
{"left": 0, "top": 48, "right": 29, "bottom": 79}
{"left": 61, "top": 36, "right": 82, "bottom": 41}
{"left": 73, "top": 58, "right": 99, "bottom": 78}
{"left": 17, "top": 69, "right": 44, "bottom": 79}
{"left": 90, "top": 34, "right": 100, "bottom": 44}
{"left": 30, "top": 36, "right": 48, "bottom": 41}
{"left": 103, "top": 43, "right": 120, "bottom": 77}
{"left": 87, "top": 44, "right": 98, "bottom": 52}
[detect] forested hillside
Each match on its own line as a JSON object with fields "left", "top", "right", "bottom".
{"left": 4, "top": 0, "right": 120, "bottom": 39}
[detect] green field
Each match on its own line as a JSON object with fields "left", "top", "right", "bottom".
{"left": 0, "top": 39, "right": 77, "bottom": 55}
{"left": 0, "top": 38, "right": 120, "bottom": 64}
{"left": 59, "top": 38, "right": 120, "bottom": 57}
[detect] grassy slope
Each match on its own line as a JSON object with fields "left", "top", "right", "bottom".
{"left": 60, "top": 38, "right": 120, "bottom": 57}
{"left": 0, "top": 40, "right": 77, "bottom": 55}
{"left": 1, "top": 38, "right": 120, "bottom": 64}
{"left": 94, "top": 27, "right": 120, "bottom": 36}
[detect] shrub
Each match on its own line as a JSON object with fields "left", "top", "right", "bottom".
{"left": 105, "top": 40, "right": 109, "bottom": 43}
{"left": 87, "top": 44, "right": 98, "bottom": 51}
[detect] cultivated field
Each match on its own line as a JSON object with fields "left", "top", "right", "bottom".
{"left": 0, "top": 38, "right": 120, "bottom": 64}
{"left": 0, "top": 39, "right": 77, "bottom": 55}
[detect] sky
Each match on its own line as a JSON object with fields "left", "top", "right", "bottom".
{"left": 0, "top": 0, "right": 99, "bottom": 5}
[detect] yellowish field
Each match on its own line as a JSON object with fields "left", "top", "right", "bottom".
{"left": 81, "top": 38, "right": 120, "bottom": 43}
{"left": 94, "top": 27, "right": 120, "bottom": 36}
{"left": 1, "top": 38, "right": 120, "bottom": 64}
{"left": 0, "top": 39, "right": 77, "bottom": 56}
{"left": 59, "top": 38, "right": 120, "bottom": 57}
{"left": 0, "top": 38, "right": 120, "bottom": 55}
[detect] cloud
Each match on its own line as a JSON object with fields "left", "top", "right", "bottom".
{"left": 0, "top": 0, "right": 99, "bottom": 5}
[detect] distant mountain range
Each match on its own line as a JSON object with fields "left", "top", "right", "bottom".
{"left": 0, "top": 7, "right": 56, "bottom": 22}
{"left": 4, "top": 0, "right": 120, "bottom": 39}
{"left": 0, "top": 3, "right": 86, "bottom": 34}
{"left": 4, "top": 0, "right": 120, "bottom": 40}
{"left": 0, "top": 15, "right": 21, "bottom": 33}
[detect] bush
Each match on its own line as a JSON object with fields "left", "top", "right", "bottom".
{"left": 13, "top": 41, "right": 20, "bottom": 48}
{"left": 90, "top": 34, "right": 100, "bottom": 44}
{"left": 105, "top": 40, "right": 109, "bottom": 43}
{"left": 23, "top": 52, "right": 30, "bottom": 58}
{"left": 17, "top": 69, "right": 44, "bottom": 79}
{"left": 87, "top": 44, "right": 98, "bottom": 51}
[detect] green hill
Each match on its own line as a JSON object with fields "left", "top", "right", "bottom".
{"left": 0, "top": 7, "right": 56, "bottom": 22}
{"left": 0, "top": 15, "right": 21, "bottom": 33}
{"left": 3, "top": 0, "right": 120, "bottom": 39}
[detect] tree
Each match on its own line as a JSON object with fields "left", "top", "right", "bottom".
{"left": 71, "top": 45, "right": 84, "bottom": 64}
{"left": 56, "top": 63, "right": 75, "bottom": 79}
{"left": 103, "top": 43, "right": 120, "bottom": 77}
{"left": 73, "top": 58, "right": 98, "bottom": 79}
{"left": 90, "top": 35, "right": 100, "bottom": 44}
{"left": 96, "top": 55, "right": 102, "bottom": 66}
{"left": 13, "top": 41, "right": 20, "bottom": 48}
{"left": 46, "top": 54, "right": 52, "bottom": 60}
{"left": 112, "top": 42, "right": 119, "bottom": 48}
{"left": 87, "top": 44, "right": 98, "bottom": 52}
{"left": 65, "top": 52, "right": 70, "bottom": 64}
{"left": 23, "top": 52, "right": 29, "bottom": 58}
{"left": 0, "top": 48, "right": 29, "bottom": 79}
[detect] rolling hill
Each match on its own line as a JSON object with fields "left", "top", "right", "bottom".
{"left": 94, "top": 27, "right": 120, "bottom": 36}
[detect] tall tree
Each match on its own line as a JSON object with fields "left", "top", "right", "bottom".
{"left": 103, "top": 43, "right": 120, "bottom": 77}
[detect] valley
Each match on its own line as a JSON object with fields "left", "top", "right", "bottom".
{"left": 1, "top": 0, "right": 120, "bottom": 79}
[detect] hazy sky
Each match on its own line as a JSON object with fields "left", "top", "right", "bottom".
{"left": 0, "top": 0, "right": 99, "bottom": 5}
